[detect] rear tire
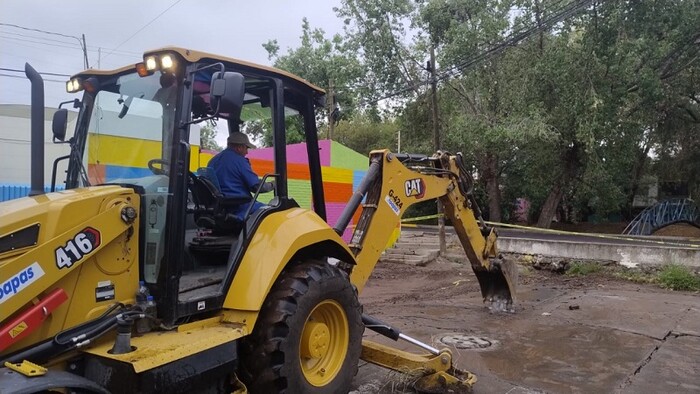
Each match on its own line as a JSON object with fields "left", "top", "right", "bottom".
{"left": 239, "top": 260, "right": 363, "bottom": 393}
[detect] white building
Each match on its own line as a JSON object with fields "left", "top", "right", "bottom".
{"left": 0, "top": 104, "right": 77, "bottom": 189}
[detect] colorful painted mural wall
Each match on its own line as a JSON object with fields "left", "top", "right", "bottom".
{"left": 247, "top": 140, "right": 373, "bottom": 243}
{"left": 86, "top": 135, "right": 204, "bottom": 183}
{"left": 208, "top": 140, "right": 399, "bottom": 246}
{"left": 82, "top": 108, "right": 203, "bottom": 184}
{"left": 57, "top": 121, "right": 398, "bottom": 246}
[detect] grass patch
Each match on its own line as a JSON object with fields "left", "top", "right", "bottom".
{"left": 612, "top": 269, "right": 657, "bottom": 285}
{"left": 658, "top": 264, "right": 700, "bottom": 291}
{"left": 566, "top": 261, "right": 603, "bottom": 276}
{"left": 518, "top": 263, "right": 534, "bottom": 277}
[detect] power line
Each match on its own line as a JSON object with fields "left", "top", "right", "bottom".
{"left": 0, "top": 30, "right": 77, "bottom": 46}
{"left": 101, "top": 0, "right": 183, "bottom": 62}
{"left": 0, "top": 34, "right": 84, "bottom": 51}
{"left": 0, "top": 73, "right": 65, "bottom": 83}
{"left": 0, "top": 67, "right": 70, "bottom": 77}
{"left": 436, "top": 0, "right": 574, "bottom": 79}
{"left": 86, "top": 47, "right": 141, "bottom": 57}
{"left": 361, "top": 0, "right": 593, "bottom": 106}
{"left": 0, "top": 22, "right": 89, "bottom": 68}
{"left": 0, "top": 35, "right": 137, "bottom": 61}
{"left": 0, "top": 28, "right": 142, "bottom": 57}
{"left": 0, "top": 22, "right": 81, "bottom": 42}
{"left": 437, "top": 0, "right": 592, "bottom": 81}
{"left": 0, "top": 47, "right": 85, "bottom": 72}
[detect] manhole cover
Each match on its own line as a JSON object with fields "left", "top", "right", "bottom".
{"left": 439, "top": 334, "right": 498, "bottom": 350}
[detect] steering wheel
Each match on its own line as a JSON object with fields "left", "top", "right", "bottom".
{"left": 147, "top": 158, "right": 169, "bottom": 176}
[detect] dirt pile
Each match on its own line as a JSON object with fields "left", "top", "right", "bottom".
{"left": 652, "top": 222, "right": 700, "bottom": 238}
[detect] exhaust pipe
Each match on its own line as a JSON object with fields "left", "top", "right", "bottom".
{"left": 24, "top": 63, "right": 45, "bottom": 196}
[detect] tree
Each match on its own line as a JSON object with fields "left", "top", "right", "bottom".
{"left": 335, "top": 0, "right": 428, "bottom": 107}
{"left": 265, "top": 18, "right": 364, "bottom": 119}
{"left": 199, "top": 121, "right": 222, "bottom": 151}
{"left": 258, "top": 0, "right": 700, "bottom": 226}
{"left": 333, "top": 115, "right": 399, "bottom": 156}
{"left": 417, "top": 0, "right": 555, "bottom": 222}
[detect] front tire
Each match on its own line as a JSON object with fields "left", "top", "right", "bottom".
{"left": 240, "top": 260, "right": 363, "bottom": 393}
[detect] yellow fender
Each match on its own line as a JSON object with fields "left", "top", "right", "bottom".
{"left": 223, "top": 208, "right": 355, "bottom": 311}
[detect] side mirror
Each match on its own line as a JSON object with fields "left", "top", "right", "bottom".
{"left": 52, "top": 108, "right": 68, "bottom": 142}
{"left": 210, "top": 72, "right": 245, "bottom": 121}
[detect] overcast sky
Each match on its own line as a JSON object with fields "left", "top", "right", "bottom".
{"left": 0, "top": 0, "right": 344, "bottom": 107}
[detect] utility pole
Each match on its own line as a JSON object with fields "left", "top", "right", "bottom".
{"left": 81, "top": 34, "right": 90, "bottom": 69}
{"left": 327, "top": 79, "right": 335, "bottom": 140}
{"left": 397, "top": 129, "right": 401, "bottom": 153}
{"left": 429, "top": 44, "right": 447, "bottom": 255}
{"left": 98, "top": 47, "right": 101, "bottom": 69}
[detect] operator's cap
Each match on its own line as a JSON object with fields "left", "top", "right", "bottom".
{"left": 227, "top": 132, "right": 256, "bottom": 149}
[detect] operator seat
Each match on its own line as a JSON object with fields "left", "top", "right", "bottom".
{"left": 188, "top": 168, "right": 250, "bottom": 235}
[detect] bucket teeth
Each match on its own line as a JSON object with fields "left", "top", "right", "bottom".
{"left": 473, "top": 256, "right": 517, "bottom": 312}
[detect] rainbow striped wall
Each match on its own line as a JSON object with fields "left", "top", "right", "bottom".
{"left": 81, "top": 135, "right": 374, "bottom": 243}
{"left": 247, "top": 140, "right": 374, "bottom": 242}
{"left": 12, "top": 131, "right": 399, "bottom": 247}
{"left": 85, "top": 134, "right": 203, "bottom": 183}
{"left": 0, "top": 185, "right": 65, "bottom": 201}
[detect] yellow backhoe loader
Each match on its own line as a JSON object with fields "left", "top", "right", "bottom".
{"left": 0, "top": 48, "right": 516, "bottom": 393}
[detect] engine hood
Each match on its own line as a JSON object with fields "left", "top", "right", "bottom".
{"left": 0, "top": 186, "right": 133, "bottom": 259}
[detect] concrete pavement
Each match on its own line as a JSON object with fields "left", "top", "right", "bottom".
{"left": 352, "top": 259, "right": 700, "bottom": 393}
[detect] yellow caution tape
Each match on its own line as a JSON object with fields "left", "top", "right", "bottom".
{"left": 401, "top": 214, "right": 445, "bottom": 223}
{"left": 400, "top": 214, "right": 700, "bottom": 249}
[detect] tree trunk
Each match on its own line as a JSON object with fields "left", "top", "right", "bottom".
{"left": 483, "top": 153, "right": 502, "bottom": 222}
{"left": 627, "top": 142, "right": 652, "bottom": 217}
{"left": 536, "top": 183, "right": 563, "bottom": 228}
{"left": 536, "top": 144, "right": 582, "bottom": 228}
{"left": 534, "top": 0, "right": 544, "bottom": 51}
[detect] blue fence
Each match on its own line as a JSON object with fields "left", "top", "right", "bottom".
{"left": 623, "top": 198, "right": 699, "bottom": 235}
{"left": 0, "top": 185, "right": 66, "bottom": 202}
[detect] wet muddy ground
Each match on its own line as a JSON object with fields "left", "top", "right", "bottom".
{"left": 350, "top": 258, "right": 700, "bottom": 393}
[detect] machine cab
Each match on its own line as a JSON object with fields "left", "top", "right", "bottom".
{"left": 60, "top": 48, "right": 329, "bottom": 324}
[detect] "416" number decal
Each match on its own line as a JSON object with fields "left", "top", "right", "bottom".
{"left": 55, "top": 227, "right": 101, "bottom": 269}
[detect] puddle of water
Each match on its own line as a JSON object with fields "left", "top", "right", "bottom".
{"left": 597, "top": 294, "right": 628, "bottom": 300}
{"left": 479, "top": 324, "right": 654, "bottom": 393}
{"left": 516, "top": 287, "right": 563, "bottom": 303}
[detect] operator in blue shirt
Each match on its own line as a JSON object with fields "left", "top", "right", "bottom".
{"left": 208, "top": 132, "right": 274, "bottom": 220}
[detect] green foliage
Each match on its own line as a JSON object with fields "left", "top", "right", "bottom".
{"left": 199, "top": 121, "right": 222, "bottom": 151}
{"left": 611, "top": 268, "right": 658, "bottom": 285}
{"left": 261, "top": 18, "right": 368, "bottom": 145}
{"left": 335, "top": 0, "right": 425, "bottom": 107}
{"left": 430, "top": 0, "right": 699, "bottom": 225}
{"left": 396, "top": 94, "right": 433, "bottom": 154}
{"left": 566, "top": 262, "right": 603, "bottom": 276}
{"left": 264, "top": 18, "right": 364, "bottom": 118}
{"left": 333, "top": 116, "right": 398, "bottom": 156}
{"left": 260, "top": 0, "right": 700, "bottom": 225}
{"left": 245, "top": 116, "right": 306, "bottom": 148}
{"left": 403, "top": 200, "right": 438, "bottom": 223}
{"left": 658, "top": 264, "right": 700, "bottom": 291}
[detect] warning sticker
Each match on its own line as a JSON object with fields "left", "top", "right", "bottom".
{"left": 9, "top": 321, "right": 28, "bottom": 338}
{"left": 95, "top": 280, "right": 115, "bottom": 302}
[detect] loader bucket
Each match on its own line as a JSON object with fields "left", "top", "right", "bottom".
{"left": 472, "top": 256, "right": 518, "bottom": 312}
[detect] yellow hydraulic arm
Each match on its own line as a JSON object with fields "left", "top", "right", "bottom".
{"left": 335, "top": 149, "right": 516, "bottom": 303}
{"left": 333, "top": 150, "right": 517, "bottom": 392}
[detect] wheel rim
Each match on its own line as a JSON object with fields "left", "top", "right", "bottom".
{"left": 299, "top": 299, "right": 349, "bottom": 387}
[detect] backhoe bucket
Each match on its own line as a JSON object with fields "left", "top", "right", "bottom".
{"left": 473, "top": 256, "right": 518, "bottom": 312}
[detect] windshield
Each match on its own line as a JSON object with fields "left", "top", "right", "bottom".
{"left": 82, "top": 70, "right": 179, "bottom": 186}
